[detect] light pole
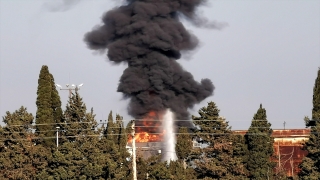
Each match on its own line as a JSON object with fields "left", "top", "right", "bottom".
{"left": 56, "top": 126, "right": 60, "bottom": 148}
{"left": 55, "top": 83, "right": 84, "bottom": 98}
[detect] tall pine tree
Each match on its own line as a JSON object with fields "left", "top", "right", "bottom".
{"left": 245, "top": 104, "right": 274, "bottom": 179}
{"left": 192, "top": 101, "right": 247, "bottom": 179}
{"left": 299, "top": 68, "right": 320, "bottom": 179}
{"left": 35, "top": 65, "right": 62, "bottom": 147}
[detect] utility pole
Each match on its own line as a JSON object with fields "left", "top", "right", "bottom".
{"left": 278, "top": 141, "right": 280, "bottom": 170}
{"left": 56, "top": 126, "right": 60, "bottom": 148}
{"left": 131, "top": 120, "right": 137, "bottom": 180}
{"left": 55, "top": 83, "right": 83, "bottom": 98}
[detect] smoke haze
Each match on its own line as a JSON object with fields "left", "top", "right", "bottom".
{"left": 43, "top": 0, "right": 82, "bottom": 12}
{"left": 84, "top": 0, "right": 216, "bottom": 127}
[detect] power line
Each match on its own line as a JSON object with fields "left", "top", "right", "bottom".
{"left": 1, "top": 126, "right": 278, "bottom": 134}
{"left": 2, "top": 119, "right": 281, "bottom": 127}
{"left": 0, "top": 132, "right": 313, "bottom": 142}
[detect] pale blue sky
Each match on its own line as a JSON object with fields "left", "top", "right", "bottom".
{"left": 0, "top": 0, "right": 319, "bottom": 129}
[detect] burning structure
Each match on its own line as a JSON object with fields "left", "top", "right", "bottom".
{"left": 84, "top": 0, "right": 217, "bottom": 160}
{"left": 127, "top": 109, "right": 178, "bottom": 161}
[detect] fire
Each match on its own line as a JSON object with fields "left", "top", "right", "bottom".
{"left": 133, "top": 131, "right": 164, "bottom": 142}
{"left": 128, "top": 111, "right": 164, "bottom": 143}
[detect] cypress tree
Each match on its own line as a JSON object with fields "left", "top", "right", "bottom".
{"left": 192, "top": 101, "right": 247, "bottom": 179}
{"left": 50, "top": 74, "right": 63, "bottom": 124}
{"left": 312, "top": 68, "right": 320, "bottom": 120}
{"left": 36, "top": 65, "right": 53, "bottom": 146}
{"left": 299, "top": 68, "right": 320, "bottom": 179}
{"left": 245, "top": 104, "right": 274, "bottom": 179}
{"left": 105, "top": 111, "right": 115, "bottom": 141}
{"left": 116, "top": 114, "right": 127, "bottom": 150}
{"left": 35, "top": 65, "right": 62, "bottom": 147}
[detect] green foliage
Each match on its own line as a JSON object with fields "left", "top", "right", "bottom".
{"left": 175, "top": 126, "right": 192, "bottom": 169}
{"left": 61, "top": 91, "right": 90, "bottom": 142}
{"left": 48, "top": 92, "right": 115, "bottom": 179}
{"left": 299, "top": 68, "right": 320, "bottom": 179}
{"left": 50, "top": 142, "right": 85, "bottom": 179}
{"left": 97, "top": 111, "right": 130, "bottom": 179}
{"left": 245, "top": 104, "right": 274, "bottom": 179}
{"left": 136, "top": 156, "right": 148, "bottom": 179}
{"left": 0, "top": 107, "right": 49, "bottom": 179}
{"left": 167, "top": 161, "right": 197, "bottom": 180}
{"left": 312, "top": 68, "right": 320, "bottom": 120}
{"left": 138, "top": 155, "right": 196, "bottom": 180}
{"left": 105, "top": 111, "right": 115, "bottom": 140}
{"left": 50, "top": 74, "right": 63, "bottom": 124}
{"left": 35, "top": 65, "right": 62, "bottom": 147}
{"left": 192, "top": 101, "right": 247, "bottom": 179}
{"left": 232, "top": 134, "right": 248, "bottom": 176}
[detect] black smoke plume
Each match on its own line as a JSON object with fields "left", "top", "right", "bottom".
{"left": 84, "top": 0, "right": 215, "bottom": 127}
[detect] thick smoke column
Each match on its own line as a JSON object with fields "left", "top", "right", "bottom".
{"left": 84, "top": 0, "right": 215, "bottom": 127}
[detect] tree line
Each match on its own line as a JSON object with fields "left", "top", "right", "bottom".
{"left": 0, "top": 65, "right": 319, "bottom": 179}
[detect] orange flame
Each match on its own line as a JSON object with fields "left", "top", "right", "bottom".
{"left": 128, "top": 111, "right": 165, "bottom": 143}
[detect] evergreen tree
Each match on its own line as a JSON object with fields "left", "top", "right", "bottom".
{"left": 105, "top": 111, "right": 115, "bottom": 141}
{"left": 48, "top": 91, "right": 108, "bottom": 179}
{"left": 115, "top": 114, "right": 127, "bottom": 151}
{"left": 144, "top": 155, "right": 196, "bottom": 180}
{"left": 50, "top": 74, "right": 63, "bottom": 124}
{"left": 175, "top": 127, "right": 193, "bottom": 169}
{"left": 99, "top": 111, "right": 130, "bottom": 179}
{"left": 168, "top": 161, "right": 197, "bottom": 180}
{"left": 192, "top": 101, "right": 247, "bottom": 179}
{"left": 232, "top": 134, "right": 248, "bottom": 176}
{"left": 312, "top": 68, "right": 320, "bottom": 120}
{"left": 245, "top": 104, "right": 274, "bottom": 179}
{"left": 299, "top": 68, "right": 320, "bottom": 179}
{"left": 35, "top": 65, "right": 62, "bottom": 147}
{"left": 61, "top": 91, "right": 87, "bottom": 142}
{"left": 145, "top": 155, "right": 171, "bottom": 180}
{"left": 77, "top": 108, "right": 106, "bottom": 179}
{"left": 0, "top": 107, "right": 49, "bottom": 179}
{"left": 136, "top": 156, "right": 148, "bottom": 179}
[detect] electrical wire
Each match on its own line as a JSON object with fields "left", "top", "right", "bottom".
{"left": 1, "top": 126, "right": 278, "bottom": 134}
{"left": 0, "top": 132, "right": 313, "bottom": 142}
{"left": 2, "top": 119, "right": 276, "bottom": 127}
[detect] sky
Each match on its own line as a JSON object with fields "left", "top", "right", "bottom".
{"left": 0, "top": 0, "right": 319, "bottom": 130}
